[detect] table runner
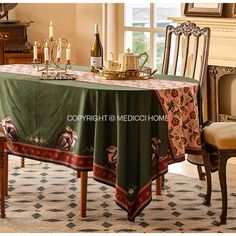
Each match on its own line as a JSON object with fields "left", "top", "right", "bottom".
{"left": 0, "top": 64, "right": 201, "bottom": 220}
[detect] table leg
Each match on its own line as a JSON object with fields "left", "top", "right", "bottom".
{"left": 4, "top": 154, "right": 8, "bottom": 196}
{"left": 156, "top": 176, "right": 163, "bottom": 195}
{"left": 21, "top": 157, "right": 25, "bottom": 168}
{"left": 80, "top": 171, "right": 88, "bottom": 218}
{"left": 77, "top": 170, "right": 81, "bottom": 178}
{"left": 0, "top": 140, "right": 6, "bottom": 218}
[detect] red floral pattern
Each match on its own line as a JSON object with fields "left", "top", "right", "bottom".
{"left": 155, "top": 84, "right": 201, "bottom": 159}
{"left": 171, "top": 89, "right": 179, "bottom": 98}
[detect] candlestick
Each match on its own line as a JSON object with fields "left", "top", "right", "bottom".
{"left": 57, "top": 38, "right": 62, "bottom": 60}
{"left": 44, "top": 42, "right": 49, "bottom": 62}
{"left": 49, "top": 21, "right": 53, "bottom": 38}
{"left": 33, "top": 36, "right": 72, "bottom": 77}
{"left": 33, "top": 41, "right": 37, "bottom": 60}
{"left": 66, "top": 43, "right": 71, "bottom": 61}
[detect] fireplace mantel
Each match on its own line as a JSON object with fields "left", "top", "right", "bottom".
{"left": 170, "top": 16, "right": 236, "bottom": 29}
{"left": 170, "top": 17, "right": 236, "bottom": 68}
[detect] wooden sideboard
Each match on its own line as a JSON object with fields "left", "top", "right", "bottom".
{"left": 4, "top": 52, "right": 43, "bottom": 65}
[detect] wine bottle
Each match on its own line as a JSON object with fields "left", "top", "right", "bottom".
{"left": 90, "top": 24, "right": 103, "bottom": 71}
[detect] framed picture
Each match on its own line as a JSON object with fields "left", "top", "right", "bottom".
{"left": 184, "top": 3, "right": 225, "bottom": 17}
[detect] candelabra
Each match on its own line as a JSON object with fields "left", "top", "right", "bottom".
{"left": 33, "top": 22, "right": 73, "bottom": 79}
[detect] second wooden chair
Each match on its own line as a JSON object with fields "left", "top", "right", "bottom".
{"left": 156, "top": 21, "right": 211, "bottom": 194}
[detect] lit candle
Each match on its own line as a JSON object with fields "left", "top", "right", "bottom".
{"left": 49, "top": 21, "right": 53, "bottom": 38}
{"left": 66, "top": 43, "right": 71, "bottom": 61}
{"left": 33, "top": 41, "right": 37, "bottom": 60}
{"left": 44, "top": 42, "right": 49, "bottom": 62}
{"left": 57, "top": 38, "right": 61, "bottom": 59}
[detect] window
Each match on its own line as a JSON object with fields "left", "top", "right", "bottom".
{"left": 123, "top": 3, "right": 181, "bottom": 71}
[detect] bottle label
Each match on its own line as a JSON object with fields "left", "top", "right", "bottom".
{"left": 91, "top": 57, "right": 102, "bottom": 68}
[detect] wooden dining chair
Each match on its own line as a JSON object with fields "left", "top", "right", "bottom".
{"left": 0, "top": 33, "right": 10, "bottom": 201}
{"left": 202, "top": 122, "right": 236, "bottom": 224}
{"left": 0, "top": 132, "right": 7, "bottom": 218}
{"left": 156, "top": 21, "right": 211, "bottom": 195}
{"left": 0, "top": 122, "right": 9, "bottom": 195}
{"left": 0, "top": 32, "right": 26, "bottom": 169}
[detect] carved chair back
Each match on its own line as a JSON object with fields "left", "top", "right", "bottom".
{"left": 162, "top": 21, "right": 210, "bottom": 90}
{"left": 160, "top": 22, "right": 211, "bottom": 184}
{"left": 0, "top": 32, "right": 8, "bottom": 65}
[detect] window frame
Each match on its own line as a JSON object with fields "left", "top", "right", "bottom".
{"left": 117, "top": 3, "right": 180, "bottom": 70}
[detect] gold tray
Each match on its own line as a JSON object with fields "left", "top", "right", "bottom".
{"left": 96, "top": 67, "right": 157, "bottom": 80}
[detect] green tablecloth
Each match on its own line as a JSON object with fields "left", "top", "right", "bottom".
{"left": 0, "top": 64, "right": 201, "bottom": 220}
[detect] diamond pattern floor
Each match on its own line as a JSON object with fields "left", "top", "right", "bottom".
{"left": 0, "top": 156, "right": 236, "bottom": 232}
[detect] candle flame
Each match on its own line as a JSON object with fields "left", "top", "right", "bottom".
{"left": 68, "top": 43, "right": 70, "bottom": 48}
{"left": 34, "top": 41, "right": 37, "bottom": 46}
{"left": 50, "top": 21, "right": 53, "bottom": 26}
{"left": 45, "top": 41, "right": 48, "bottom": 47}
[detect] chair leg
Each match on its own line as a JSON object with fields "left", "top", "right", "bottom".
{"left": 218, "top": 155, "right": 228, "bottom": 225}
{"left": 77, "top": 170, "right": 81, "bottom": 178}
{"left": 202, "top": 149, "right": 212, "bottom": 206}
{"left": 0, "top": 141, "right": 6, "bottom": 218}
{"left": 156, "top": 175, "right": 164, "bottom": 195}
{"left": 4, "top": 154, "right": 8, "bottom": 196}
{"left": 197, "top": 165, "right": 205, "bottom": 180}
{"left": 21, "top": 157, "right": 25, "bottom": 168}
{"left": 80, "top": 171, "right": 88, "bottom": 218}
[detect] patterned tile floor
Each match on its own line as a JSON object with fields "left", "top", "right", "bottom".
{"left": 0, "top": 156, "right": 236, "bottom": 233}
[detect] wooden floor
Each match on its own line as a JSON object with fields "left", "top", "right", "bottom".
{"left": 169, "top": 158, "right": 236, "bottom": 186}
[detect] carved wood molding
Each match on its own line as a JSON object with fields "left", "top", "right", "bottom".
{"left": 208, "top": 65, "right": 236, "bottom": 121}
{"left": 0, "top": 33, "right": 8, "bottom": 41}
{"left": 219, "top": 114, "right": 236, "bottom": 122}
{"left": 167, "top": 21, "right": 210, "bottom": 37}
{"left": 208, "top": 65, "right": 236, "bottom": 80}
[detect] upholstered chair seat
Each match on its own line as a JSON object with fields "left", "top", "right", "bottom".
{"left": 204, "top": 122, "right": 236, "bottom": 149}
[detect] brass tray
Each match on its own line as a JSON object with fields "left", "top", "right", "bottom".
{"left": 96, "top": 67, "right": 157, "bottom": 80}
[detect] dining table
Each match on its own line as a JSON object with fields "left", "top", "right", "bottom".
{"left": 0, "top": 64, "right": 202, "bottom": 221}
